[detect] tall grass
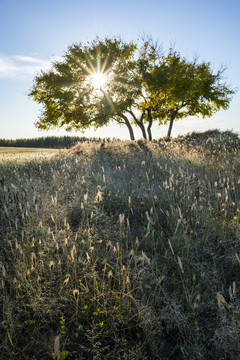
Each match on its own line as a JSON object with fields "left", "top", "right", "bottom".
{"left": 0, "top": 129, "right": 240, "bottom": 359}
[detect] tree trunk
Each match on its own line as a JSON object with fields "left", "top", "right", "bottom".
{"left": 127, "top": 123, "right": 135, "bottom": 141}
{"left": 139, "top": 123, "right": 147, "bottom": 140}
{"left": 128, "top": 110, "right": 147, "bottom": 139}
{"left": 167, "top": 110, "right": 178, "bottom": 138}
{"left": 121, "top": 114, "right": 135, "bottom": 140}
{"left": 147, "top": 108, "right": 153, "bottom": 141}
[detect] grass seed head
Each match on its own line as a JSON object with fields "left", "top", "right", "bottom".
{"left": 53, "top": 336, "right": 60, "bottom": 360}
{"left": 158, "top": 276, "right": 165, "bottom": 286}
{"left": 128, "top": 249, "right": 134, "bottom": 260}
{"left": 108, "top": 270, "right": 113, "bottom": 281}
{"left": 217, "top": 293, "right": 229, "bottom": 312}
{"left": 177, "top": 256, "right": 184, "bottom": 274}
{"left": 106, "top": 241, "right": 112, "bottom": 252}
{"left": 31, "top": 252, "right": 36, "bottom": 266}
{"left": 49, "top": 261, "right": 55, "bottom": 272}
{"left": 119, "top": 213, "right": 125, "bottom": 227}
{"left": 73, "top": 289, "right": 79, "bottom": 301}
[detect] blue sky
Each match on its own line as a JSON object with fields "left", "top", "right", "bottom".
{"left": 0, "top": 0, "right": 239, "bottom": 139}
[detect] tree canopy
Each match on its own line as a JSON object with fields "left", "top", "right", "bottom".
{"left": 29, "top": 37, "right": 235, "bottom": 140}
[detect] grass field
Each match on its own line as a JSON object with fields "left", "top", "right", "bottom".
{"left": 0, "top": 130, "right": 240, "bottom": 359}
{"left": 0, "top": 146, "right": 59, "bottom": 155}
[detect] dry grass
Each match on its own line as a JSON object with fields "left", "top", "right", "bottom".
{"left": 0, "top": 129, "right": 240, "bottom": 359}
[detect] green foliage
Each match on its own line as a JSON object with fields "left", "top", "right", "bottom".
{"left": 60, "top": 351, "right": 69, "bottom": 360}
{"left": 146, "top": 50, "right": 235, "bottom": 136}
{"left": 29, "top": 36, "right": 235, "bottom": 140}
{"left": 29, "top": 37, "right": 137, "bottom": 135}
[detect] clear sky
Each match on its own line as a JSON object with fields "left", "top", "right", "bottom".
{"left": 0, "top": 0, "right": 239, "bottom": 140}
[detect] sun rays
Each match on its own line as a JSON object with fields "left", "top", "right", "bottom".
{"left": 90, "top": 72, "right": 107, "bottom": 90}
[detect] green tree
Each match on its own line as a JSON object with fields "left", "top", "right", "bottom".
{"left": 29, "top": 37, "right": 235, "bottom": 140}
{"left": 29, "top": 37, "right": 166, "bottom": 140}
{"left": 29, "top": 37, "right": 138, "bottom": 140}
{"left": 146, "top": 50, "right": 235, "bottom": 137}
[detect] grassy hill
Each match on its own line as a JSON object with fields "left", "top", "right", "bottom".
{"left": 0, "top": 130, "right": 240, "bottom": 359}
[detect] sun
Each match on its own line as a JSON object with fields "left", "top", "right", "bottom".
{"left": 90, "top": 72, "right": 107, "bottom": 89}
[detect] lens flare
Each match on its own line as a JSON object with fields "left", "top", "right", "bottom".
{"left": 91, "top": 72, "right": 107, "bottom": 89}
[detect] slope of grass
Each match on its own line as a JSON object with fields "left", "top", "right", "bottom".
{"left": 0, "top": 130, "right": 240, "bottom": 359}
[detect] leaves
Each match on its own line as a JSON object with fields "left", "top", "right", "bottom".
{"left": 60, "top": 350, "right": 69, "bottom": 360}
{"left": 29, "top": 37, "right": 235, "bottom": 139}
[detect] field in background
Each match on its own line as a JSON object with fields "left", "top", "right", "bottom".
{"left": 0, "top": 130, "right": 240, "bottom": 359}
{"left": 0, "top": 147, "right": 59, "bottom": 155}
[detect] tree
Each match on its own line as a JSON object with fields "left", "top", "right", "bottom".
{"left": 146, "top": 50, "right": 235, "bottom": 137}
{"left": 29, "top": 37, "right": 235, "bottom": 140}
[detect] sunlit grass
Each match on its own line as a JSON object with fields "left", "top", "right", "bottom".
{"left": 0, "top": 129, "right": 240, "bottom": 359}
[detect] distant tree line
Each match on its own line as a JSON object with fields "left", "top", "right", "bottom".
{"left": 0, "top": 136, "right": 115, "bottom": 148}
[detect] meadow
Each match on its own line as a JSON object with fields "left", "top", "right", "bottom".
{"left": 0, "top": 147, "right": 58, "bottom": 156}
{"left": 0, "top": 129, "right": 240, "bottom": 359}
